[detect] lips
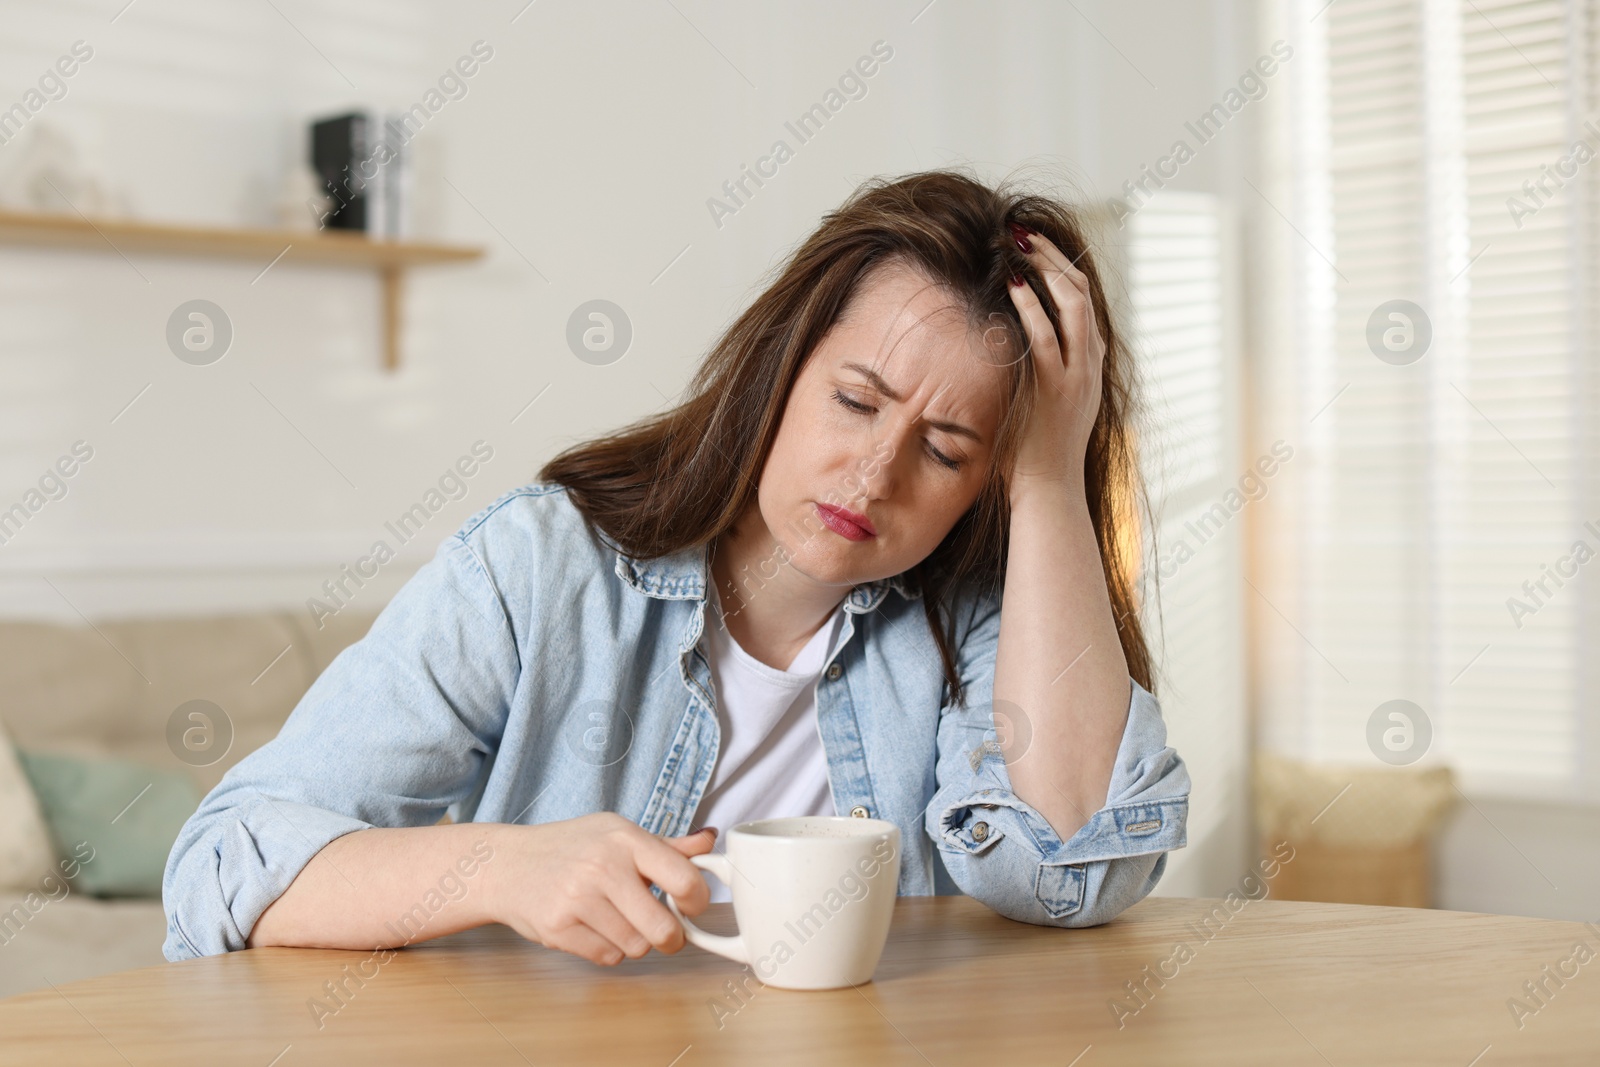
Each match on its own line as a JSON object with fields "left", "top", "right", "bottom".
{"left": 815, "top": 502, "right": 876, "bottom": 541}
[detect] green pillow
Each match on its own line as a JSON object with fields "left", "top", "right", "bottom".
{"left": 16, "top": 750, "right": 202, "bottom": 898}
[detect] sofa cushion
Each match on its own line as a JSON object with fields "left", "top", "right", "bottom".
{"left": 0, "top": 719, "right": 55, "bottom": 892}
{"left": 17, "top": 750, "right": 202, "bottom": 898}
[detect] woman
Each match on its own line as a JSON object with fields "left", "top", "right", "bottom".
{"left": 162, "top": 169, "right": 1190, "bottom": 968}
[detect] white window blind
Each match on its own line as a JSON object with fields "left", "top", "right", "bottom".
{"left": 1288, "top": 0, "right": 1590, "bottom": 799}
{"left": 1099, "top": 192, "right": 1246, "bottom": 891}
{"left": 1127, "top": 193, "right": 1243, "bottom": 759}
{"left": 1130, "top": 197, "right": 1228, "bottom": 510}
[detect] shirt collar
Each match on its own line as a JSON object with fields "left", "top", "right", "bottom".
{"left": 607, "top": 536, "right": 920, "bottom": 612}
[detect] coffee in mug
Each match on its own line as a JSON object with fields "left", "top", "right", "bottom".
{"left": 664, "top": 815, "right": 901, "bottom": 990}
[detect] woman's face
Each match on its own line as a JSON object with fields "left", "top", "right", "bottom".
{"left": 753, "top": 261, "right": 1012, "bottom": 591}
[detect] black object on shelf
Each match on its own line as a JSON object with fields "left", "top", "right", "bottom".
{"left": 311, "top": 112, "right": 368, "bottom": 231}
{"left": 309, "top": 111, "right": 410, "bottom": 237}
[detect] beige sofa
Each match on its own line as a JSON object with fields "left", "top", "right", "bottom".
{"left": 0, "top": 608, "right": 379, "bottom": 999}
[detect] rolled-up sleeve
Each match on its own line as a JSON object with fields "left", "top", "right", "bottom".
{"left": 161, "top": 532, "right": 520, "bottom": 961}
{"left": 923, "top": 586, "right": 1190, "bottom": 928}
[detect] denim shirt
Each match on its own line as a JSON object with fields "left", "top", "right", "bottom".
{"left": 161, "top": 482, "right": 1190, "bottom": 962}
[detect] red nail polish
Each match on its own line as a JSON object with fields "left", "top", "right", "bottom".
{"left": 1009, "top": 272, "right": 1025, "bottom": 287}
{"left": 1008, "top": 222, "right": 1034, "bottom": 253}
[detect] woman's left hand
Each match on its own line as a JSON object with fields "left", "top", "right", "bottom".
{"left": 1002, "top": 223, "right": 1107, "bottom": 501}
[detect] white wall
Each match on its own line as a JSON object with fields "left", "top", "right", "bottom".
{"left": 0, "top": 0, "right": 1259, "bottom": 899}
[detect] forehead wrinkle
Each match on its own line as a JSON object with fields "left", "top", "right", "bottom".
{"left": 844, "top": 339, "right": 992, "bottom": 446}
{"left": 836, "top": 265, "right": 997, "bottom": 440}
{"left": 924, "top": 377, "right": 957, "bottom": 412}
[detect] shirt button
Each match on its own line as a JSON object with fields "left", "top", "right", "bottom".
{"left": 827, "top": 663, "right": 842, "bottom": 681}
{"left": 849, "top": 805, "right": 869, "bottom": 818}
{"left": 972, "top": 821, "right": 990, "bottom": 842}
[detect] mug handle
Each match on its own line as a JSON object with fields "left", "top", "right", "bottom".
{"left": 663, "top": 853, "right": 749, "bottom": 964}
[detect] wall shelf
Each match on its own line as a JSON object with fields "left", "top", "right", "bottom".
{"left": 0, "top": 208, "right": 485, "bottom": 371}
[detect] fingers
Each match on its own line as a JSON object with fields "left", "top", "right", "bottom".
{"left": 621, "top": 829, "right": 710, "bottom": 919}
{"left": 1018, "top": 230, "right": 1091, "bottom": 337}
{"left": 498, "top": 817, "right": 728, "bottom": 969}
{"left": 544, "top": 914, "right": 634, "bottom": 966}
{"left": 550, "top": 875, "right": 689, "bottom": 966}
{"left": 579, "top": 896, "right": 661, "bottom": 961}
{"left": 1016, "top": 224, "right": 1091, "bottom": 294}
{"left": 1008, "top": 224, "right": 1107, "bottom": 375}
{"left": 663, "top": 826, "right": 718, "bottom": 856}
{"left": 592, "top": 827, "right": 713, "bottom": 958}
{"left": 1005, "top": 273, "right": 1063, "bottom": 381}
{"left": 609, "top": 875, "right": 688, "bottom": 954}
{"left": 582, "top": 828, "right": 709, "bottom": 961}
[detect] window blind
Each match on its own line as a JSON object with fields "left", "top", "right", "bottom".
{"left": 1130, "top": 191, "right": 1244, "bottom": 774}
{"left": 1292, "top": 0, "right": 1587, "bottom": 798}
{"left": 1103, "top": 192, "right": 1246, "bottom": 887}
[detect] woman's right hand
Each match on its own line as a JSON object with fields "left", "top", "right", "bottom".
{"left": 483, "top": 813, "right": 718, "bottom": 966}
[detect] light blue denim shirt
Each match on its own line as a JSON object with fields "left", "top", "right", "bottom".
{"left": 162, "top": 482, "right": 1190, "bottom": 962}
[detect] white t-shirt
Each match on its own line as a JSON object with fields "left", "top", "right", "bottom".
{"left": 693, "top": 582, "right": 847, "bottom": 902}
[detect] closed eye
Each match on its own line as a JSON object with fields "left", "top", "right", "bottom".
{"left": 830, "top": 389, "right": 963, "bottom": 472}
{"left": 831, "top": 388, "right": 873, "bottom": 415}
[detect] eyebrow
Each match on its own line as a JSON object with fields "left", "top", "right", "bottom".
{"left": 840, "top": 361, "right": 984, "bottom": 444}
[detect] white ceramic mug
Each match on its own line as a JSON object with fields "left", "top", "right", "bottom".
{"left": 663, "top": 815, "right": 901, "bottom": 990}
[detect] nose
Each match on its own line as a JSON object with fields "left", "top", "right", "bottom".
{"left": 858, "top": 428, "right": 908, "bottom": 504}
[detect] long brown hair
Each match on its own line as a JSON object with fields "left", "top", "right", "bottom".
{"left": 539, "top": 168, "right": 1155, "bottom": 708}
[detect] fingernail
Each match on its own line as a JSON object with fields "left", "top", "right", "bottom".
{"left": 1008, "top": 222, "right": 1033, "bottom": 253}
{"left": 1009, "top": 272, "right": 1025, "bottom": 287}
{"left": 689, "top": 825, "right": 718, "bottom": 837}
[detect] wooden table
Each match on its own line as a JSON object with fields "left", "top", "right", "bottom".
{"left": 2, "top": 895, "right": 1596, "bottom": 1065}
